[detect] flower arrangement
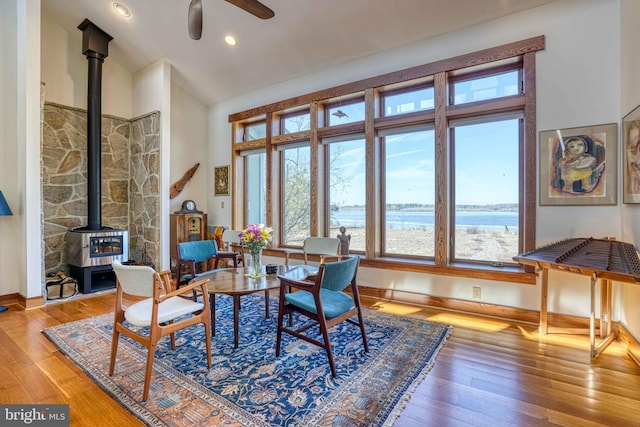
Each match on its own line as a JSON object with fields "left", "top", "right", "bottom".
{"left": 239, "top": 224, "right": 272, "bottom": 277}
{"left": 239, "top": 224, "right": 272, "bottom": 253}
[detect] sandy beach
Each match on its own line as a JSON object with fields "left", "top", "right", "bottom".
{"left": 329, "top": 227, "right": 519, "bottom": 263}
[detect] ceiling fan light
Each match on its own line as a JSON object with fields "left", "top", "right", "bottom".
{"left": 113, "top": 3, "right": 130, "bottom": 18}
{"left": 224, "top": 35, "right": 237, "bottom": 46}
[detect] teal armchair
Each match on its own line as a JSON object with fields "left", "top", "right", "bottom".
{"left": 176, "top": 240, "right": 226, "bottom": 288}
{"left": 275, "top": 256, "right": 368, "bottom": 377}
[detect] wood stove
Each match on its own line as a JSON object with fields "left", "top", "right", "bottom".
{"left": 65, "top": 229, "right": 129, "bottom": 293}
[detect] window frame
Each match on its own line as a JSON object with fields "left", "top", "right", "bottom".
{"left": 228, "top": 36, "right": 543, "bottom": 284}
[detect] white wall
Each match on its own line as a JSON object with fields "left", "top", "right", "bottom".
{"left": 169, "top": 82, "right": 208, "bottom": 216}
{"left": 0, "top": 0, "right": 44, "bottom": 300}
{"left": 209, "top": 0, "right": 631, "bottom": 319}
{"left": 40, "top": 15, "right": 132, "bottom": 118}
{"left": 0, "top": 0, "right": 21, "bottom": 298}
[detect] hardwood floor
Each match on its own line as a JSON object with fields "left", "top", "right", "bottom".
{"left": 1, "top": 291, "right": 640, "bottom": 426}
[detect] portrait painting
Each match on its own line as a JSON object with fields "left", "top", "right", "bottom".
{"left": 622, "top": 105, "right": 640, "bottom": 203}
{"left": 214, "top": 165, "right": 230, "bottom": 196}
{"left": 540, "top": 123, "right": 617, "bottom": 206}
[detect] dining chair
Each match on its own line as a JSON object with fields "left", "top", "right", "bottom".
{"left": 303, "top": 237, "right": 342, "bottom": 264}
{"left": 176, "top": 239, "right": 234, "bottom": 289}
{"left": 284, "top": 236, "right": 342, "bottom": 267}
{"left": 109, "top": 260, "right": 212, "bottom": 401}
{"left": 221, "top": 229, "right": 247, "bottom": 267}
{"left": 275, "top": 256, "right": 368, "bottom": 377}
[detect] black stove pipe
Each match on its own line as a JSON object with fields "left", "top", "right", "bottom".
{"left": 78, "top": 19, "right": 112, "bottom": 230}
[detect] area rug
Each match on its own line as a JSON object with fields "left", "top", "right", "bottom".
{"left": 43, "top": 293, "right": 451, "bottom": 426}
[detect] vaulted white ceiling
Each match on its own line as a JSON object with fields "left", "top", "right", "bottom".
{"left": 41, "top": 0, "right": 556, "bottom": 106}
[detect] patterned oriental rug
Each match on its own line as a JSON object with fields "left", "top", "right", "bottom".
{"left": 43, "top": 293, "right": 451, "bottom": 426}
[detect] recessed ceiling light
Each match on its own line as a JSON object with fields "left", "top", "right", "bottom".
{"left": 224, "top": 35, "right": 237, "bottom": 46}
{"left": 113, "top": 3, "right": 130, "bottom": 18}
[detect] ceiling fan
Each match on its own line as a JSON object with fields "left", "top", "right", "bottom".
{"left": 188, "top": 0, "right": 275, "bottom": 40}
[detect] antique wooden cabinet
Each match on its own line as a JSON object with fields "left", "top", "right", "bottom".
{"left": 169, "top": 200, "right": 207, "bottom": 264}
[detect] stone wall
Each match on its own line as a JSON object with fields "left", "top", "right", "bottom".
{"left": 128, "top": 112, "right": 160, "bottom": 266}
{"left": 41, "top": 102, "right": 160, "bottom": 275}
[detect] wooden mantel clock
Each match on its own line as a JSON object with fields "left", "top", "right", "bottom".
{"left": 170, "top": 200, "right": 207, "bottom": 265}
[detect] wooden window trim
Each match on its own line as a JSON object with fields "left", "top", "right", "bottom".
{"left": 230, "top": 36, "right": 545, "bottom": 283}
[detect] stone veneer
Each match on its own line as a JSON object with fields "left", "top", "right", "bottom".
{"left": 41, "top": 102, "right": 160, "bottom": 275}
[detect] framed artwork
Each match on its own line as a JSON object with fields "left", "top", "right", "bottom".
{"left": 622, "top": 105, "right": 640, "bottom": 203}
{"left": 539, "top": 123, "right": 617, "bottom": 206}
{"left": 214, "top": 165, "right": 230, "bottom": 196}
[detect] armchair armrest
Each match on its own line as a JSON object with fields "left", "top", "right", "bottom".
{"left": 277, "top": 275, "right": 316, "bottom": 292}
{"left": 318, "top": 254, "right": 342, "bottom": 264}
{"left": 157, "top": 277, "right": 210, "bottom": 303}
{"left": 217, "top": 251, "right": 239, "bottom": 268}
{"left": 175, "top": 257, "right": 197, "bottom": 288}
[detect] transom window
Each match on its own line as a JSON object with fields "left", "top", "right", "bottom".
{"left": 282, "top": 111, "right": 310, "bottom": 134}
{"left": 382, "top": 86, "right": 435, "bottom": 117}
{"left": 242, "top": 121, "right": 266, "bottom": 141}
{"left": 325, "top": 99, "right": 365, "bottom": 126}
{"left": 452, "top": 69, "right": 520, "bottom": 105}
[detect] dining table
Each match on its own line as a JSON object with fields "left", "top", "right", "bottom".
{"left": 192, "top": 264, "right": 318, "bottom": 348}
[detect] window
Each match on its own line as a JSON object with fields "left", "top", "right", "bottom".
{"left": 326, "top": 99, "right": 365, "bottom": 126}
{"left": 230, "top": 37, "right": 541, "bottom": 282}
{"left": 243, "top": 121, "right": 266, "bottom": 141}
{"left": 451, "top": 118, "right": 521, "bottom": 264}
{"left": 327, "top": 136, "right": 366, "bottom": 252}
{"left": 382, "top": 86, "right": 434, "bottom": 117}
{"left": 281, "top": 144, "right": 311, "bottom": 246}
{"left": 245, "top": 151, "right": 266, "bottom": 225}
{"left": 452, "top": 70, "right": 520, "bottom": 105}
{"left": 382, "top": 127, "right": 435, "bottom": 257}
{"left": 282, "top": 111, "right": 310, "bottom": 134}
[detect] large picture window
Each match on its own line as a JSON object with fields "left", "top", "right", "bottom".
{"left": 230, "top": 37, "right": 542, "bottom": 282}
{"left": 382, "top": 127, "right": 435, "bottom": 257}
{"left": 327, "top": 136, "right": 366, "bottom": 252}
{"left": 281, "top": 144, "right": 311, "bottom": 246}
{"left": 245, "top": 151, "right": 266, "bottom": 225}
{"left": 451, "top": 118, "right": 521, "bottom": 264}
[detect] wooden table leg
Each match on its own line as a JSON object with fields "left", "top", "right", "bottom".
{"left": 590, "top": 273, "right": 596, "bottom": 358}
{"left": 264, "top": 289, "right": 269, "bottom": 318}
{"left": 600, "top": 278, "right": 612, "bottom": 339}
{"left": 539, "top": 266, "right": 548, "bottom": 335}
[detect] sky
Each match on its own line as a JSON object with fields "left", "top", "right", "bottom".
{"left": 329, "top": 118, "right": 520, "bottom": 206}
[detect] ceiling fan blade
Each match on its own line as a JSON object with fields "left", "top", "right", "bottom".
{"left": 225, "top": 0, "right": 275, "bottom": 19}
{"left": 188, "top": 0, "right": 203, "bottom": 40}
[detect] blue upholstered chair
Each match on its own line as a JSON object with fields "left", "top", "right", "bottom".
{"left": 275, "top": 256, "right": 368, "bottom": 377}
{"left": 176, "top": 240, "right": 226, "bottom": 288}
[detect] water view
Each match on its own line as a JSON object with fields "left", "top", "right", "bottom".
{"left": 331, "top": 208, "right": 518, "bottom": 232}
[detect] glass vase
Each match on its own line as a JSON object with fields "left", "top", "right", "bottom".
{"left": 248, "top": 248, "right": 263, "bottom": 277}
